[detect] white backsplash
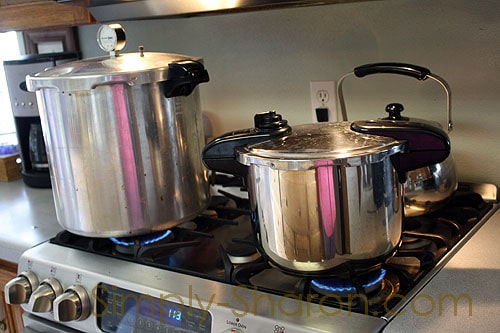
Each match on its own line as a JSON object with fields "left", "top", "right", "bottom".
{"left": 78, "top": 0, "right": 500, "bottom": 185}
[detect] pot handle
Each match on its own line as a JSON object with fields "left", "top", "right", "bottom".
{"left": 338, "top": 62, "right": 453, "bottom": 132}
{"left": 162, "top": 60, "right": 209, "bottom": 98}
{"left": 202, "top": 111, "right": 291, "bottom": 177}
{"left": 351, "top": 120, "right": 451, "bottom": 183}
{"left": 353, "top": 62, "right": 431, "bottom": 80}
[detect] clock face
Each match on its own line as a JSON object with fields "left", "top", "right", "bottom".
{"left": 97, "top": 24, "right": 126, "bottom": 53}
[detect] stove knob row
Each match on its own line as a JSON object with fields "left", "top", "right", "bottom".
{"left": 4, "top": 271, "right": 91, "bottom": 323}
{"left": 4, "top": 271, "right": 39, "bottom": 305}
{"left": 53, "top": 285, "right": 90, "bottom": 322}
{"left": 28, "top": 277, "right": 63, "bottom": 313}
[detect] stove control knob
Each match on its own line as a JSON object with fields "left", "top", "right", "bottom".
{"left": 4, "top": 271, "right": 39, "bottom": 304}
{"left": 53, "top": 285, "right": 90, "bottom": 322}
{"left": 28, "top": 277, "right": 63, "bottom": 313}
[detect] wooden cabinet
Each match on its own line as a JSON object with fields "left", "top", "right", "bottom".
{"left": 0, "top": 0, "right": 95, "bottom": 33}
{"left": 0, "top": 259, "right": 23, "bottom": 333}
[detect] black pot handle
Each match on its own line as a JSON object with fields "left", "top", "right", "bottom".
{"left": 351, "top": 120, "right": 451, "bottom": 183}
{"left": 162, "top": 60, "right": 209, "bottom": 98}
{"left": 353, "top": 62, "right": 431, "bottom": 80}
{"left": 202, "top": 111, "right": 291, "bottom": 177}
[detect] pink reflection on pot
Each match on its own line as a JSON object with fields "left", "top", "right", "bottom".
{"left": 315, "top": 160, "right": 336, "bottom": 238}
{"left": 112, "top": 84, "right": 142, "bottom": 227}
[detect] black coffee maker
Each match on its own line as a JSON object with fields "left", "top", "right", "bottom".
{"left": 13, "top": 116, "right": 49, "bottom": 188}
{"left": 3, "top": 52, "right": 80, "bottom": 188}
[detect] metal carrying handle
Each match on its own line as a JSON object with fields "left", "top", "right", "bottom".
{"left": 337, "top": 62, "right": 453, "bottom": 132}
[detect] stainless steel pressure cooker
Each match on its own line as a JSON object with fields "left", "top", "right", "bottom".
{"left": 27, "top": 51, "right": 210, "bottom": 237}
{"left": 202, "top": 111, "right": 451, "bottom": 274}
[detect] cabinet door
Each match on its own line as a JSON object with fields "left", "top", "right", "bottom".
{"left": 0, "top": 260, "right": 23, "bottom": 333}
{"left": 0, "top": 0, "right": 95, "bottom": 33}
{"left": 0, "top": 297, "right": 13, "bottom": 333}
{"left": 0, "top": 298, "right": 8, "bottom": 333}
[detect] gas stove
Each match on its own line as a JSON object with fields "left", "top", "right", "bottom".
{"left": 5, "top": 181, "right": 498, "bottom": 332}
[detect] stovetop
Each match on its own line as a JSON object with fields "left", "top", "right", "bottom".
{"left": 12, "top": 180, "right": 499, "bottom": 333}
{"left": 49, "top": 181, "right": 497, "bottom": 318}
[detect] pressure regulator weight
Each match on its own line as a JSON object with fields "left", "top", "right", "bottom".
{"left": 97, "top": 23, "right": 126, "bottom": 55}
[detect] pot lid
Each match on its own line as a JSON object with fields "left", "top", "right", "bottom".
{"left": 26, "top": 52, "right": 208, "bottom": 94}
{"left": 237, "top": 121, "right": 406, "bottom": 170}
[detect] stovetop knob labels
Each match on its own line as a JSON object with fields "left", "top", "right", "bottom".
{"left": 222, "top": 328, "right": 244, "bottom": 333}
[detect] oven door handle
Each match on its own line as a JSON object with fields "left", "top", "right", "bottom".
{"left": 22, "top": 313, "right": 81, "bottom": 333}
{"left": 22, "top": 328, "right": 41, "bottom": 333}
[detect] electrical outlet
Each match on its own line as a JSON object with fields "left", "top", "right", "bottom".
{"left": 310, "top": 81, "right": 337, "bottom": 122}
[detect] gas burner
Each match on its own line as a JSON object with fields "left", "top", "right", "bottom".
{"left": 401, "top": 230, "right": 433, "bottom": 250}
{"left": 310, "top": 269, "right": 387, "bottom": 297}
{"left": 402, "top": 215, "right": 463, "bottom": 258}
{"left": 305, "top": 268, "right": 403, "bottom": 316}
{"left": 225, "top": 239, "right": 261, "bottom": 264}
{"left": 110, "top": 229, "right": 173, "bottom": 247}
{"left": 110, "top": 230, "right": 174, "bottom": 255}
{"left": 402, "top": 218, "right": 431, "bottom": 244}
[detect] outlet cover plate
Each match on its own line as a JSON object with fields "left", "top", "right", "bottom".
{"left": 310, "top": 80, "right": 337, "bottom": 123}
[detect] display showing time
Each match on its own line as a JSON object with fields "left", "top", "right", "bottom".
{"left": 166, "top": 308, "right": 182, "bottom": 321}
{"left": 96, "top": 283, "right": 211, "bottom": 332}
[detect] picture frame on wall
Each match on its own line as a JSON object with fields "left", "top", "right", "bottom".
{"left": 22, "top": 27, "right": 79, "bottom": 54}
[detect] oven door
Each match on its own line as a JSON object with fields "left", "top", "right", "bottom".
{"left": 22, "top": 314, "right": 81, "bottom": 333}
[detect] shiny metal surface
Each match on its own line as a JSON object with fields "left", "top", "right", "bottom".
{"left": 53, "top": 285, "right": 90, "bottom": 322}
{"left": 87, "top": 0, "right": 369, "bottom": 22}
{"left": 338, "top": 67, "right": 453, "bottom": 133}
{"left": 16, "top": 242, "right": 388, "bottom": 333}
{"left": 9, "top": 185, "right": 499, "bottom": 332}
{"left": 239, "top": 122, "right": 405, "bottom": 169}
{"left": 4, "top": 271, "right": 39, "bottom": 305}
{"left": 404, "top": 155, "right": 458, "bottom": 217}
{"left": 337, "top": 63, "right": 456, "bottom": 217}
{"left": 28, "top": 278, "right": 63, "bottom": 313}
{"left": 27, "top": 52, "right": 209, "bottom": 237}
{"left": 248, "top": 157, "right": 403, "bottom": 272}
{"left": 27, "top": 52, "right": 197, "bottom": 89}
{"left": 239, "top": 122, "right": 404, "bottom": 272}
{"left": 22, "top": 313, "right": 79, "bottom": 333}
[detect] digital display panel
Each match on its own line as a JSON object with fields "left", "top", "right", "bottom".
{"left": 96, "top": 283, "right": 211, "bottom": 332}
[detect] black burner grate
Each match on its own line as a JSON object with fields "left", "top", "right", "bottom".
{"left": 50, "top": 181, "right": 494, "bottom": 318}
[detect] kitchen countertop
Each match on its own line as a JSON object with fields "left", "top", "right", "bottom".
{"left": 0, "top": 179, "right": 61, "bottom": 263}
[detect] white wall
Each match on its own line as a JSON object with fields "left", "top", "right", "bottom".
{"left": 78, "top": 0, "right": 500, "bottom": 185}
